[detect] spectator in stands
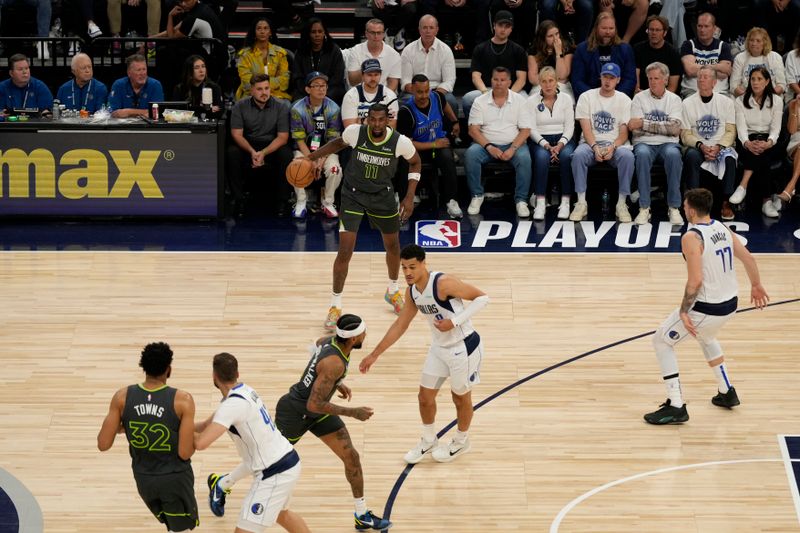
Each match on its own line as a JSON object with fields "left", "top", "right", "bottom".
{"left": 538, "top": 0, "right": 594, "bottom": 45}
{"left": 730, "top": 66, "right": 783, "bottom": 217}
{"left": 0, "top": 0, "right": 51, "bottom": 41}
{"left": 108, "top": 0, "right": 161, "bottom": 41}
{"left": 292, "top": 18, "right": 346, "bottom": 104}
{"left": 172, "top": 55, "right": 223, "bottom": 117}
{"left": 0, "top": 54, "right": 53, "bottom": 115}
{"left": 462, "top": 10, "right": 527, "bottom": 121}
{"left": 397, "top": 74, "right": 463, "bottom": 218}
{"left": 527, "top": 19, "right": 575, "bottom": 97}
{"left": 56, "top": 53, "right": 108, "bottom": 114}
{"left": 731, "top": 27, "right": 786, "bottom": 98}
{"left": 465, "top": 66, "right": 532, "bottom": 217}
{"left": 228, "top": 73, "right": 293, "bottom": 218}
{"left": 777, "top": 98, "right": 800, "bottom": 209}
{"left": 679, "top": 12, "right": 733, "bottom": 98}
{"left": 785, "top": 28, "right": 800, "bottom": 102}
{"left": 527, "top": 66, "right": 576, "bottom": 220}
{"left": 598, "top": 0, "right": 648, "bottom": 44}
{"left": 400, "top": 15, "right": 458, "bottom": 113}
{"left": 153, "top": 0, "right": 225, "bottom": 42}
{"left": 74, "top": 0, "right": 102, "bottom": 38}
{"left": 628, "top": 61, "right": 684, "bottom": 226}
{"left": 289, "top": 71, "right": 344, "bottom": 219}
{"left": 489, "top": 0, "right": 537, "bottom": 50}
{"left": 633, "top": 15, "right": 681, "bottom": 94}
{"left": 347, "top": 19, "right": 402, "bottom": 93}
{"left": 752, "top": 0, "right": 800, "bottom": 55}
{"left": 680, "top": 66, "right": 737, "bottom": 220}
{"left": 236, "top": 18, "right": 291, "bottom": 102}
{"left": 571, "top": 12, "right": 636, "bottom": 100}
{"left": 341, "top": 58, "right": 400, "bottom": 127}
{"left": 371, "top": 0, "right": 417, "bottom": 52}
{"left": 569, "top": 62, "right": 634, "bottom": 222}
{"left": 428, "top": 0, "right": 490, "bottom": 53}
{"left": 109, "top": 54, "right": 165, "bottom": 118}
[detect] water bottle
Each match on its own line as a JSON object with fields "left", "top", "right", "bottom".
{"left": 601, "top": 188, "right": 610, "bottom": 217}
{"left": 52, "top": 99, "right": 60, "bottom": 120}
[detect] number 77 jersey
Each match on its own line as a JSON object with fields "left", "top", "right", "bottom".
{"left": 689, "top": 220, "right": 739, "bottom": 305}
{"left": 212, "top": 383, "right": 295, "bottom": 472}
{"left": 122, "top": 384, "right": 192, "bottom": 475}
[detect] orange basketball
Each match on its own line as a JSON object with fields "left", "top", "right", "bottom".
{"left": 286, "top": 158, "right": 316, "bottom": 188}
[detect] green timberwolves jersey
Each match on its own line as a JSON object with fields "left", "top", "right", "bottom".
{"left": 344, "top": 125, "right": 401, "bottom": 193}
{"left": 122, "top": 384, "right": 190, "bottom": 475}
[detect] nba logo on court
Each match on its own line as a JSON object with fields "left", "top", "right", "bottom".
{"left": 415, "top": 220, "right": 461, "bottom": 248}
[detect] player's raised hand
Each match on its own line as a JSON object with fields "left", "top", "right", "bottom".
{"left": 351, "top": 406, "right": 374, "bottom": 421}
{"left": 359, "top": 353, "right": 379, "bottom": 373}
{"left": 751, "top": 283, "right": 769, "bottom": 309}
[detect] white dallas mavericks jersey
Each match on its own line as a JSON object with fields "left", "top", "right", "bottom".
{"left": 411, "top": 271, "right": 475, "bottom": 347}
{"left": 689, "top": 220, "right": 739, "bottom": 304}
{"left": 213, "top": 383, "right": 294, "bottom": 472}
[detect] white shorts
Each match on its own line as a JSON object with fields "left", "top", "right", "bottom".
{"left": 655, "top": 308, "right": 734, "bottom": 347}
{"left": 421, "top": 331, "right": 483, "bottom": 395}
{"left": 237, "top": 463, "right": 301, "bottom": 533}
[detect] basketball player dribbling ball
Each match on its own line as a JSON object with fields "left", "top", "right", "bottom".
{"left": 97, "top": 342, "right": 199, "bottom": 532}
{"left": 360, "top": 244, "right": 490, "bottom": 463}
{"left": 196, "top": 352, "right": 309, "bottom": 533}
{"left": 644, "top": 188, "right": 770, "bottom": 425}
{"left": 305, "top": 103, "right": 423, "bottom": 331}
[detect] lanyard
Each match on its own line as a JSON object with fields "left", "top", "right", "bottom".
{"left": 72, "top": 79, "right": 93, "bottom": 109}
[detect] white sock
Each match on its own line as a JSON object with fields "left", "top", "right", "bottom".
{"left": 711, "top": 362, "right": 731, "bottom": 393}
{"left": 577, "top": 192, "right": 586, "bottom": 203}
{"left": 388, "top": 279, "right": 399, "bottom": 293}
{"left": 453, "top": 429, "right": 468, "bottom": 444}
{"left": 331, "top": 292, "right": 342, "bottom": 308}
{"left": 618, "top": 194, "right": 627, "bottom": 205}
{"left": 354, "top": 497, "right": 367, "bottom": 516}
{"left": 665, "top": 375, "right": 683, "bottom": 408}
{"left": 535, "top": 197, "right": 545, "bottom": 207}
{"left": 422, "top": 423, "right": 437, "bottom": 443}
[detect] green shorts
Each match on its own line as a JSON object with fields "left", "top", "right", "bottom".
{"left": 133, "top": 469, "right": 198, "bottom": 531}
{"left": 339, "top": 185, "right": 400, "bottom": 234}
{"left": 275, "top": 394, "right": 346, "bottom": 443}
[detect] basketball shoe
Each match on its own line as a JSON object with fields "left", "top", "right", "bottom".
{"left": 643, "top": 399, "right": 689, "bottom": 425}
{"left": 207, "top": 473, "right": 230, "bottom": 517}
{"left": 432, "top": 437, "right": 471, "bottom": 462}
{"left": 354, "top": 510, "right": 392, "bottom": 530}
{"left": 403, "top": 438, "right": 438, "bottom": 464}
{"left": 325, "top": 306, "right": 341, "bottom": 331}
{"left": 384, "top": 289, "right": 404, "bottom": 314}
{"left": 711, "top": 387, "right": 740, "bottom": 408}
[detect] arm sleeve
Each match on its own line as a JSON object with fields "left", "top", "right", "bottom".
{"left": 396, "top": 133, "right": 417, "bottom": 160}
{"left": 451, "top": 294, "right": 490, "bottom": 327}
{"left": 341, "top": 124, "right": 360, "bottom": 147}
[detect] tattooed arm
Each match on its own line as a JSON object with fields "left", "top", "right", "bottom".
{"left": 679, "top": 230, "right": 704, "bottom": 336}
{"left": 306, "top": 357, "right": 373, "bottom": 421}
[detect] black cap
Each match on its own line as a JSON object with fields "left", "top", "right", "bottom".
{"left": 494, "top": 10, "right": 513, "bottom": 25}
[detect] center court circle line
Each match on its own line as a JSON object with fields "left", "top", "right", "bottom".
{"left": 380, "top": 298, "right": 800, "bottom": 525}
{"left": 549, "top": 458, "right": 800, "bottom": 532}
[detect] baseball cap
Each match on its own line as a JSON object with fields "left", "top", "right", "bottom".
{"left": 600, "top": 62, "right": 621, "bottom": 78}
{"left": 361, "top": 58, "right": 382, "bottom": 73}
{"left": 494, "top": 10, "right": 514, "bottom": 25}
{"left": 305, "top": 71, "right": 329, "bottom": 86}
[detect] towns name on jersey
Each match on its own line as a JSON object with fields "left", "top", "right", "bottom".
{"left": 133, "top": 403, "right": 165, "bottom": 417}
{"left": 466, "top": 220, "right": 749, "bottom": 250}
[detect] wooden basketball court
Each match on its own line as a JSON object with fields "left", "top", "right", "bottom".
{"left": 1, "top": 250, "right": 798, "bottom": 532}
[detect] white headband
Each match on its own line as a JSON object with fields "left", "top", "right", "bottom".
{"left": 336, "top": 320, "right": 366, "bottom": 338}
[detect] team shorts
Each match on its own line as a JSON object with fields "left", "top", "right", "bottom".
{"left": 655, "top": 307, "right": 735, "bottom": 348}
{"left": 237, "top": 462, "right": 301, "bottom": 533}
{"left": 134, "top": 469, "right": 198, "bottom": 531}
{"left": 421, "top": 331, "right": 483, "bottom": 395}
{"left": 274, "top": 394, "right": 346, "bottom": 443}
{"left": 339, "top": 184, "right": 399, "bottom": 233}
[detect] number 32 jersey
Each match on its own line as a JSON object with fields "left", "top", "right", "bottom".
{"left": 213, "top": 383, "right": 294, "bottom": 472}
{"left": 689, "top": 220, "right": 739, "bottom": 304}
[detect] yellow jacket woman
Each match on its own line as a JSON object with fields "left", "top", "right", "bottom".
{"left": 236, "top": 18, "right": 291, "bottom": 101}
